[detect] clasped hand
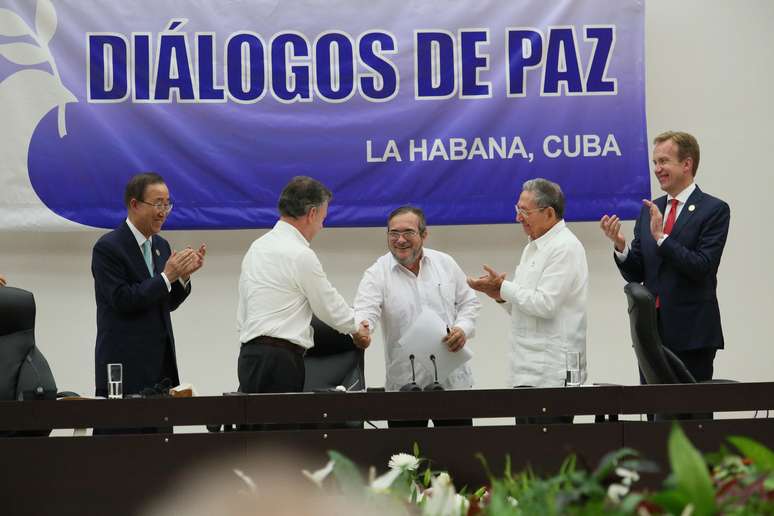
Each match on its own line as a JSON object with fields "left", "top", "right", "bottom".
{"left": 352, "top": 320, "right": 371, "bottom": 350}
{"left": 163, "top": 244, "right": 207, "bottom": 283}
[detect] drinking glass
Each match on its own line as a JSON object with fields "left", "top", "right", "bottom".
{"left": 107, "top": 363, "right": 123, "bottom": 399}
{"left": 565, "top": 352, "right": 581, "bottom": 387}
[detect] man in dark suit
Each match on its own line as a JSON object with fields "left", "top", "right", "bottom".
{"left": 600, "top": 131, "right": 730, "bottom": 381}
{"left": 92, "top": 173, "right": 205, "bottom": 399}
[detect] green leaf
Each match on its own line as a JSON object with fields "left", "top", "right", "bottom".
{"left": 728, "top": 436, "right": 774, "bottom": 472}
{"left": 668, "top": 424, "right": 716, "bottom": 516}
{"left": 413, "top": 441, "right": 420, "bottom": 457}
{"left": 327, "top": 450, "right": 365, "bottom": 497}
{"left": 650, "top": 488, "right": 690, "bottom": 514}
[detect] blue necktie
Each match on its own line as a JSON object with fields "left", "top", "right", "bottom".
{"left": 142, "top": 240, "right": 154, "bottom": 276}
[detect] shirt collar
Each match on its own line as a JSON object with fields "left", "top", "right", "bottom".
{"left": 530, "top": 219, "right": 566, "bottom": 250}
{"left": 389, "top": 249, "right": 428, "bottom": 273}
{"left": 126, "top": 218, "right": 150, "bottom": 248}
{"left": 668, "top": 182, "right": 696, "bottom": 204}
{"left": 275, "top": 219, "right": 310, "bottom": 247}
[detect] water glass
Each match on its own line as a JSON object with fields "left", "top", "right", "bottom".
{"left": 565, "top": 351, "right": 581, "bottom": 387}
{"left": 107, "top": 363, "right": 123, "bottom": 399}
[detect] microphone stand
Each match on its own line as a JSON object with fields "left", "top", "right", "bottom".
{"left": 400, "top": 354, "right": 422, "bottom": 392}
{"left": 424, "top": 354, "right": 444, "bottom": 391}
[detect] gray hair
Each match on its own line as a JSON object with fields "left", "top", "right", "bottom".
{"left": 387, "top": 205, "right": 427, "bottom": 234}
{"left": 278, "top": 176, "right": 332, "bottom": 218}
{"left": 522, "top": 178, "right": 565, "bottom": 220}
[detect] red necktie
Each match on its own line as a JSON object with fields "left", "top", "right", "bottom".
{"left": 655, "top": 199, "right": 679, "bottom": 309}
{"left": 663, "top": 198, "right": 679, "bottom": 235}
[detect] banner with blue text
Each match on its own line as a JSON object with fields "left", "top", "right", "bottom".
{"left": 0, "top": 0, "right": 648, "bottom": 230}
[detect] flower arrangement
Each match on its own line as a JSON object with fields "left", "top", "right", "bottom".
{"left": 301, "top": 425, "right": 774, "bottom": 515}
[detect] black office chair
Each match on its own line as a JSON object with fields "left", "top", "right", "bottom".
{"left": 624, "top": 282, "right": 696, "bottom": 385}
{"left": 304, "top": 316, "right": 365, "bottom": 393}
{"left": 0, "top": 287, "right": 59, "bottom": 436}
{"left": 624, "top": 282, "right": 731, "bottom": 420}
{"left": 302, "top": 316, "right": 365, "bottom": 429}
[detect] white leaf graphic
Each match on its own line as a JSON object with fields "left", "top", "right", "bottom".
{"left": 0, "top": 42, "right": 48, "bottom": 66}
{"left": 0, "top": 8, "right": 32, "bottom": 37}
{"left": 35, "top": 0, "right": 57, "bottom": 45}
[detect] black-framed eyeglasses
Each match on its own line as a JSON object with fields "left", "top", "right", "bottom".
{"left": 387, "top": 229, "right": 419, "bottom": 240}
{"left": 515, "top": 206, "right": 546, "bottom": 218}
{"left": 139, "top": 200, "right": 173, "bottom": 214}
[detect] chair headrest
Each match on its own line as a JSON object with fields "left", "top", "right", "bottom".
{"left": 0, "top": 287, "right": 36, "bottom": 336}
{"left": 623, "top": 283, "right": 688, "bottom": 384}
{"left": 307, "top": 315, "right": 356, "bottom": 357}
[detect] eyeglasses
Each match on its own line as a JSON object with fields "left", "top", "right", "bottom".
{"left": 139, "top": 200, "right": 173, "bottom": 214}
{"left": 387, "top": 229, "right": 419, "bottom": 240}
{"left": 515, "top": 206, "right": 546, "bottom": 218}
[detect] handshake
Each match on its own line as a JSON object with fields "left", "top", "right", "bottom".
{"left": 351, "top": 320, "right": 371, "bottom": 350}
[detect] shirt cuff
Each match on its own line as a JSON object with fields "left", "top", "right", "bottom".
{"left": 499, "top": 279, "right": 516, "bottom": 303}
{"left": 160, "top": 272, "right": 172, "bottom": 292}
{"left": 614, "top": 243, "right": 630, "bottom": 261}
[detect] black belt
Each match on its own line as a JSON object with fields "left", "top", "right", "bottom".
{"left": 243, "top": 335, "right": 305, "bottom": 356}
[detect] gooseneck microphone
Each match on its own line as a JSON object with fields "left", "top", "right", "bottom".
{"left": 424, "top": 354, "right": 444, "bottom": 391}
{"left": 400, "top": 354, "right": 422, "bottom": 392}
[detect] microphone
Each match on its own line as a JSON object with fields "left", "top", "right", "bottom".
{"left": 424, "top": 354, "right": 444, "bottom": 391}
{"left": 400, "top": 354, "right": 422, "bottom": 392}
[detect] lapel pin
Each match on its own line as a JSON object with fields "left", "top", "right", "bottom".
{"left": 688, "top": 204, "right": 695, "bottom": 212}
{"left": 155, "top": 249, "right": 160, "bottom": 256}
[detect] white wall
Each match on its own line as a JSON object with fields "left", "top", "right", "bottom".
{"left": 2, "top": 1, "right": 772, "bottom": 397}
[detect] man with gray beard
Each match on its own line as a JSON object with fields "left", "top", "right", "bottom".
{"left": 354, "top": 206, "right": 480, "bottom": 427}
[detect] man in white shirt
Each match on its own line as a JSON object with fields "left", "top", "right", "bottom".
{"left": 468, "top": 179, "right": 588, "bottom": 423}
{"left": 600, "top": 131, "right": 729, "bottom": 382}
{"left": 354, "top": 206, "right": 480, "bottom": 427}
{"left": 237, "top": 176, "right": 370, "bottom": 396}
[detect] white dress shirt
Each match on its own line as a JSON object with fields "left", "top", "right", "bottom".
{"left": 615, "top": 182, "right": 697, "bottom": 259}
{"left": 237, "top": 220, "right": 356, "bottom": 349}
{"left": 354, "top": 248, "right": 481, "bottom": 391}
{"left": 499, "top": 220, "right": 588, "bottom": 387}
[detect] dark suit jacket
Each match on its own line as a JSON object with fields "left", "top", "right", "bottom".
{"left": 616, "top": 186, "right": 730, "bottom": 352}
{"left": 92, "top": 222, "right": 190, "bottom": 396}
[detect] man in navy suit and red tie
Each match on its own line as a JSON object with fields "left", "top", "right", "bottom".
{"left": 600, "top": 131, "right": 730, "bottom": 381}
{"left": 92, "top": 173, "right": 206, "bottom": 399}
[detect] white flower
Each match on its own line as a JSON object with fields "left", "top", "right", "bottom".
{"left": 615, "top": 467, "right": 640, "bottom": 486}
{"left": 302, "top": 459, "right": 335, "bottom": 488}
{"left": 388, "top": 453, "right": 420, "bottom": 471}
{"left": 370, "top": 467, "right": 403, "bottom": 492}
{"left": 607, "top": 483, "right": 630, "bottom": 503}
{"left": 422, "top": 472, "right": 467, "bottom": 516}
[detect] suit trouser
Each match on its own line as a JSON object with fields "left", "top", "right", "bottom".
{"left": 641, "top": 311, "right": 718, "bottom": 383}
{"left": 238, "top": 337, "right": 305, "bottom": 430}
